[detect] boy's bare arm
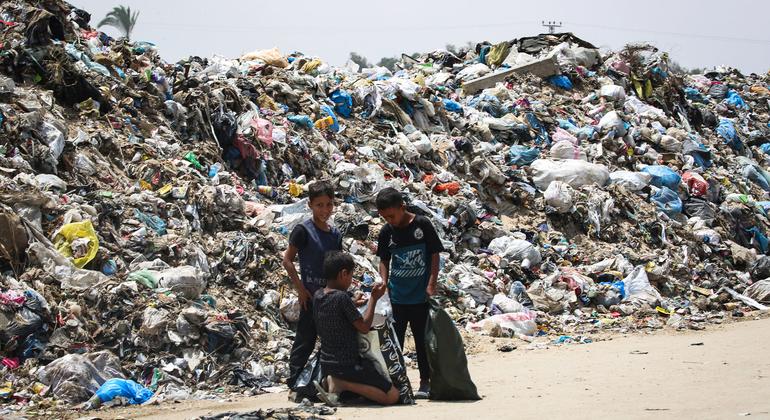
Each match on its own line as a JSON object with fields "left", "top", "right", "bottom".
{"left": 282, "top": 244, "right": 310, "bottom": 309}
{"left": 353, "top": 283, "right": 386, "bottom": 333}
{"left": 426, "top": 253, "right": 440, "bottom": 296}
{"left": 379, "top": 260, "right": 390, "bottom": 286}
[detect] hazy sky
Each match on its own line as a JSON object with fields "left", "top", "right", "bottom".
{"left": 73, "top": 0, "right": 770, "bottom": 74}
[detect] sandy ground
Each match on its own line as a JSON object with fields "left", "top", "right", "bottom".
{"left": 92, "top": 317, "right": 770, "bottom": 420}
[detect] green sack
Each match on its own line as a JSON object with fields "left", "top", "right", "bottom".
{"left": 425, "top": 299, "right": 481, "bottom": 400}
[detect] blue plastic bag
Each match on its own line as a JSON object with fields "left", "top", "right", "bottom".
{"left": 725, "top": 90, "right": 749, "bottom": 110}
{"left": 508, "top": 146, "right": 540, "bottom": 166}
{"left": 716, "top": 118, "right": 744, "bottom": 152}
{"left": 548, "top": 75, "right": 573, "bottom": 90}
{"left": 330, "top": 89, "right": 353, "bottom": 118}
{"left": 443, "top": 99, "right": 463, "bottom": 113}
{"left": 287, "top": 114, "right": 314, "bottom": 129}
{"left": 641, "top": 166, "right": 681, "bottom": 190}
{"left": 526, "top": 112, "right": 550, "bottom": 144}
{"left": 650, "top": 187, "right": 682, "bottom": 215}
{"left": 134, "top": 209, "right": 166, "bottom": 236}
{"left": 599, "top": 281, "right": 626, "bottom": 299}
{"left": 759, "top": 144, "right": 770, "bottom": 155}
{"left": 746, "top": 227, "right": 770, "bottom": 254}
{"left": 319, "top": 104, "right": 340, "bottom": 132}
{"left": 684, "top": 87, "right": 706, "bottom": 102}
{"left": 95, "top": 378, "right": 153, "bottom": 405}
{"left": 743, "top": 165, "right": 770, "bottom": 191}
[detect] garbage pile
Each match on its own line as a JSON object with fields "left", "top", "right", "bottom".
{"left": 2, "top": 0, "right": 770, "bottom": 412}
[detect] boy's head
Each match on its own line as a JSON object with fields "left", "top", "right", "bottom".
{"left": 307, "top": 181, "right": 335, "bottom": 222}
{"left": 323, "top": 251, "right": 354, "bottom": 290}
{"left": 376, "top": 187, "right": 407, "bottom": 227}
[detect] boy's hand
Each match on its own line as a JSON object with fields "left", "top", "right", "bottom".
{"left": 297, "top": 286, "right": 311, "bottom": 310}
{"left": 370, "top": 282, "right": 386, "bottom": 301}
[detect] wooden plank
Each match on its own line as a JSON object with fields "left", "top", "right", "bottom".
{"left": 462, "top": 55, "right": 560, "bottom": 94}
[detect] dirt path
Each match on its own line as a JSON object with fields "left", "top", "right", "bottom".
{"left": 99, "top": 317, "right": 770, "bottom": 420}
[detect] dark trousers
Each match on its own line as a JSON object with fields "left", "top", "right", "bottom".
{"left": 392, "top": 302, "right": 430, "bottom": 381}
{"left": 288, "top": 304, "right": 317, "bottom": 388}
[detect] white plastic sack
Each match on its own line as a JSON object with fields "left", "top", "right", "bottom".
{"left": 280, "top": 295, "right": 300, "bottom": 323}
{"left": 598, "top": 111, "right": 626, "bottom": 136}
{"left": 157, "top": 266, "right": 205, "bottom": 299}
{"left": 530, "top": 159, "right": 610, "bottom": 191}
{"left": 658, "top": 135, "right": 683, "bottom": 153}
{"left": 599, "top": 84, "right": 626, "bottom": 102}
{"left": 550, "top": 140, "right": 586, "bottom": 160}
{"left": 694, "top": 229, "right": 721, "bottom": 245}
{"left": 466, "top": 312, "right": 537, "bottom": 337}
{"left": 491, "top": 293, "right": 524, "bottom": 314}
{"left": 457, "top": 63, "right": 491, "bottom": 82}
{"left": 622, "top": 266, "right": 662, "bottom": 306}
{"left": 543, "top": 181, "right": 574, "bottom": 213}
{"left": 34, "top": 174, "right": 68, "bottom": 191}
{"left": 609, "top": 171, "right": 652, "bottom": 191}
{"left": 488, "top": 236, "right": 541, "bottom": 268}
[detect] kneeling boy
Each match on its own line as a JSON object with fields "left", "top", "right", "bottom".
{"left": 312, "top": 251, "right": 399, "bottom": 406}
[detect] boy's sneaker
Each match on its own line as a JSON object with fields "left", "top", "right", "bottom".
{"left": 414, "top": 383, "right": 430, "bottom": 399}
{"left": 313, "top": 380, "right": 340, "bottom": 407}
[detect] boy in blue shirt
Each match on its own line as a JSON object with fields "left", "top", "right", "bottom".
{"left": 375, "top": 187, "right": 444, "bottom": 399}
{"left": 283, "top": 181, "right": 342, "bottom": 389}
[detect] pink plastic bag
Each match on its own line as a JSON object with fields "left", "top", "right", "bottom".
{"left": 251, "top": 118, "right": 274, "bottom": 147}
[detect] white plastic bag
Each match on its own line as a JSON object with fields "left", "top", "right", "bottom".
{"left": 488, "top": 236, "right": 541, "bottom": 268}
{"left": 280, "top": 295, "right": 301, "bottom": 323}
{"left": 543, "top": 181, "right": 574, "bottom": 213}
{"left": 609, "top": 171, "right": 652, "bottom": 191}
{"left": 622, "top": 266, "right": 662, "bottom": 306}
{"left": 530, "top": 159, "right": 610, "bottom": 191}
{"left": 491, "top": 293, "right": 524, "bottom": 313}
{"left": 550, "top": 140, "right": 586, "bottom": 160}
{"left": 466, "top": 312, "right": 537, "bottom": 337}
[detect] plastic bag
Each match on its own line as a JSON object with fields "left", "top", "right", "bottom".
{"left": 279, "top": 295, "right": 300, "bottom": 323}
{"left": 466, "top": 312, "right": 537, "bottom": 337}
{"left": 241, "top": 47, "right": 288, "bottom": 68}
{"left": 622, "top": 266, "right": 661, "bottom": 306}
{"left": 442, "top": 98, "right": 463, "bottom": 113}
{"left": 650, "top": 187, "right": 682, "bottom": 215}
{"left": 290, "top": 352, "right": 322, "bottom": 402}
{"left": 641, "top": 165, "right": 681, "bottom": 190}
{"left": 609, "top": 171, "right": 652, "bottom": 191}
{"left": 156, "top": 266, "right": 205, "bottom": 299}
{"left": 488, "top": 236, "right": 541, "bottom": 268}
{"left": 682, "top": 172, "right": 708, "bottom": 196}
{"left": 425, "top": 299, "right": 480, "bottom": 401}
{"left": 530, "top": 159, "right": 610, "bottom": 191}
{"left": 548, "top": 75, "right": 573, "bottom": 90}
{"left": 38, "top": 351, "right": 123, "bottom": 404}
{"left": 330, "top": 89, "right": 353, "bottom": 118}
{"left": 507, "top": 145, "right": 540, "bottom": 166}
{"left": 491, "top": 293, "right": 524, "bottom": 313}
{"left": 52, "top": 220, "right": 99, "bottom": 268}
{"left": 600, "top": 84, "right": 625, "bottom": 102}
{"left": 549, "top": 140, "right": 586, "bottom": 160}
{"left": 543, "top": 181, "right": 574, "bottom": 213}
{"left": 598, "top": 111, "right": 626, "bottom": 136}
{"left": 94, "top": 378, "right": 153, "bottom": 405}
{"left": 358, "top": 320, "right": 414, "bottom": 404}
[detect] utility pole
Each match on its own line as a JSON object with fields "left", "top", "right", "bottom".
{"left": 541, "top": 20, "right": 563, "bottom": 34}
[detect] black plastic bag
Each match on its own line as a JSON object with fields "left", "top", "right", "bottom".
{"left": 424, "top": 299, "right": 480, "bottom": 401}
{"left": 750, "top": 256, "right": 770, "bottom": 280}
{"left": 291, "top": 352, "right": 322, "bottom": 403}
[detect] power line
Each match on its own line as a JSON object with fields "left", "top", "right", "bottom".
{"left": 566, "top": 21, "right": 770, "bottom": 45}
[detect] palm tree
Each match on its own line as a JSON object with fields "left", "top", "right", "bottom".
{"left": 98, "top": 6, "right": 139, "bottom": 41}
